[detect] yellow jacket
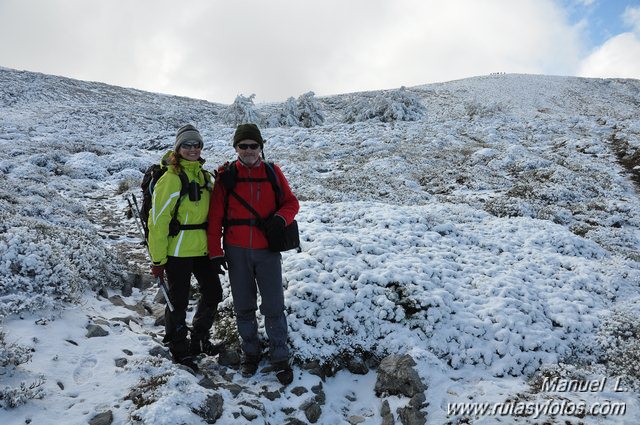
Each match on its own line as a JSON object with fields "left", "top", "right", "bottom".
{"left": 148, "top": 153, "right": 212, "bottom": 265}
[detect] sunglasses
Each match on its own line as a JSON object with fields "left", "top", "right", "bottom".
{"left": 237, "top": 143, "right": 261, "bottom": 150}
{"left": 180, "top": 141, "right": 202, "bottom": 149}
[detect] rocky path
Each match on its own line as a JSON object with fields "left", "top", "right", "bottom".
{"left": 71, "top": 186, "right": 429, "bottom": 424}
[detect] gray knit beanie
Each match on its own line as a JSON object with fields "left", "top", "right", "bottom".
{"left": 175, "top": 124, "right": 203, "bottom": 151}
{"left": 233, "top": 123, "right": 264, "bottom": 147}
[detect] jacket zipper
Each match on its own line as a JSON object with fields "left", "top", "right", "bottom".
{"left": 248, "top": 167, "right": 254, "bottom": 248}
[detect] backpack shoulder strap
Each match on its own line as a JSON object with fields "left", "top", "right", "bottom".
{"left": 263, "top": 161, "right": 282, "bottom": 208}
{"left": 177, "top": 170, "right": 190, "bottom": 196}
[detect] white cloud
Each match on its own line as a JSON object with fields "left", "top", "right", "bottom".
{"left": 623, "top": 5, "right": 640, "bottom": 33}
{"left": 0, "top": 0, "right": 587, "bottom": 103}
{"left": 578, "top": 32, "right": 640, "bottom": 79}
{"left": 577, "top": 5, "right": 640, "bottom": 80}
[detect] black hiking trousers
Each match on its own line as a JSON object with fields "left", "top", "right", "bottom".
{"left": 163, "top": 255, "right": 222, "bottom": 358}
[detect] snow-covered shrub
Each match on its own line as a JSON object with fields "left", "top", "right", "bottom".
{"left": 0, "top": 177, "right": 125, "bottom": 317}
{"left": 220, "top": 94, "right": 263, "bottom": 126}
{"left": 266, "top": 92, "right": 325, "bottom": 128}
{"left": 281, "top": 202, "right": 622, "bottom": 377}
{"left": 343, "top": 87, "right": 426, "bottom": 123}
{"left": 0, "top": 328, "right": 33, "bottom": 367}
{"left": 464, "top": 98, "right": 507, "bottom": 119}
{"left": 267, "top": 97, "right": 301, "bottom": 128}
{"left": 61, "top": 151, "right": 110, "bottom": 180}
{"left": 597, "top": 307, "right": 640, "bottom": 389}
{"left": 0, "top": 378, "right": 45, "bottom": 408}
{"left": 296, "top": 91, "right": 325, "bottom": 127}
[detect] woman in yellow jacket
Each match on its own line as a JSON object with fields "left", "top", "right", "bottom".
{"left": 148, "top": 124, "right": 222, "bottom": 371}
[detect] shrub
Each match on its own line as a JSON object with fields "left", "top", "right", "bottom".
{"left": 343, "top": 87, "right": 426, "bottom": 123}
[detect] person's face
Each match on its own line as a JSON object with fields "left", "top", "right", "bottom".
{"left": 179, "top": 140, "right": 202, "bottom": 161}
{"left": 235, "top": 139, "right": 262, "bottom": 165}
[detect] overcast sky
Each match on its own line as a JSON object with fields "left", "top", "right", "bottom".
{"left": 0, "top": 0, "right": 639, "bottom": 104}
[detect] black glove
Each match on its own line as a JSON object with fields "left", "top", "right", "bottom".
{"left": 210, "top": 256, "right": 228, "bottom": 275}
{"left": 265, "top": 215, "right": 286, "bottom": 235}
{"left": 264, "top": 215, "right": 286, "bottom": 249}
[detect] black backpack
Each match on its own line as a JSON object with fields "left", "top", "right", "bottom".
{"left": 140, "top": 163, "right": 211, "bottom": 238}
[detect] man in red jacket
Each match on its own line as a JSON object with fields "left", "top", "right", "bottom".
{"left": 208, "top": 123, "right": 299, "bottom": 384}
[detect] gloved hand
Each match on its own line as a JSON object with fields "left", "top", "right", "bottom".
{"left": 151, "top": 264, "right": 165, "bottom": 279}
{"left": 265, "top": 215, "right": 285, "bottom": 235}
{"left": 210, "top": 256, "right": 228, "bottom": 275}
{"left": 264, "top": 215, "right": 286, "bottom": 250}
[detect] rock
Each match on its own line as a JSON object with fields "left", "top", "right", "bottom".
{"left": 224, "top": 383, "right": 243, "bottom": 397}
{"left": 122, "top": 349, "right": 133, "bottom": 356}
{"left": 97, "top": 287, "right": 109, "bottom": 299}
{"left": 154, "top": 315, "right": 165, "bottom": 326}
{"left": 108, "top": 295, "right": 127, "bottom": 307}
{"left": 154, "top": 289, "right": 166, "bottom": 305}
{"left": 86, "top": 324, "right": 109, "bottom": 338}
{"left": 261, "top": 389, "right": 281, "bottom": 401}
{"left": 198, "top": 377, "right": 218, "bottom": 390}
{"left": 345, "top": 391, "right": 357, "bottom": 402}
{"left": 126, "top": 271, "right": 152, "bottom": 291}
{"left": 111, "top": 316, "right": 136, "bottom": 325}
{"left": 310, "top": 382, "right": 323, "bottom": 394}
{"left": 115, "top": 358, "right": 128, "bottom": 368}
{"left": 281, "top": 407, "right": 296, "bottom": 415}
{"left": 397, "top": 405, "right": 426, "bottom": 425}
{"left": 348, "top": 415, "right": 365, "bottom": 424}
{"left": 365, "top": 354, "right": 382, "bottom": 369}
{"left": 311, "top": 383, "right": 326, "bottom": 405}
{"left": 201, "top": 394, "right": 224, "bottom": 424}
{"left": 301, "top": 400, "right": 322, "bottom": 423}
{"left": 381, "top": 399, "right": 391, "bottom": 416}
{"left": 374, "top": 354, "right": 426, "bottom": 398}
{"left": 143, "top": 302, "right": 161, "bottom": 317}
{"left": 346, "top": 357, "right": 369, "bottom": 375}
{"left": 381, "top": 413, "right": 395, "bottom": 425}
{"left": 291, "top": 386, "right": 308, "bottom": 396}
{"left": 89, "top": 410, "right": 113, "bottom": 425}
{"left": 301, "top": 360, "right": 325, "bottom": 380}
{"left": 56, "top": 381, "right": 64, "bottom": 390}
{"left": 409, "top": 393, "right": 426, "bottom": 409}
{"left": 149, "top": 345, "right": 172, "bottom": 360}
{"left": 240, "top": 407, "right": 258, "bottom": 421}
{"left": 121, "top": 280, "right": 133, "bottom": 297}
{"left": 285, "top": 419, "right": 307, "bottom": 425}
{"left": 217, "top": 348, "right": 241, "bottom": 367}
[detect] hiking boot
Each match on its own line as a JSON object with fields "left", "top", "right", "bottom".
{"left": 190, "top": 336, "right": 223, "bottom": 357}
{"left": 272, "top": 359, "right": 293, "bottom": 385}
{"left": 240, "top": 354, "right": 261, "bottom": 378}
{"left": 174, "top": 354, "right": 199, "bottom": 373}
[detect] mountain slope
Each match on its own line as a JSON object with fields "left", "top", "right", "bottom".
{"left": 0, "top": 67, "right": 639, "bottom": 424}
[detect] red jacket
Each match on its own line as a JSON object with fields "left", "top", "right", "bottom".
{"left": 207, "top": 160, "right": 299, "bottom": 257}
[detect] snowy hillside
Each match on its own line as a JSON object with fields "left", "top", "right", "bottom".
{"left": 1, "top": 67, "right": 640, "bottom": 424}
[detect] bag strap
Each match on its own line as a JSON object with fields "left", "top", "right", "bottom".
{"left": 227, "top": 189, "right": 266, "bottom": 228}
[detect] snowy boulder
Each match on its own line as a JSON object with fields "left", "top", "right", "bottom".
{"left": 201, "top": 394, "right": 223, "bottom": 424}
{"left": 374, "top": 354, "right": 426, "bottom": 397}
{"left": 86, "top": 324, "right": 109, "bottom": 338}
{"left": 88, "top": 410, "right": 113, "bottom": 425}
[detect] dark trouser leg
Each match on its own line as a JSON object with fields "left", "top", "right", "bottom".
{"left": 226, "top": 245, "right": 261, "bottom": 357}
{"left": 254, "top": 250, "right": 289, "bottom": 363}
{"left": 163, "top": 256, "right": 193, "bottom": 358}
{"left": 191, "top": 256, "right": 223, "bottom": 339}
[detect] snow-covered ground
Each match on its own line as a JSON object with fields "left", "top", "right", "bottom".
{"left": 1, "top": 68, "right": 639, "bottom": 424}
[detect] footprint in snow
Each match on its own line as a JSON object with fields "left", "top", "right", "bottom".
{"left": 72, "top": 353, "right": 98, "bottom": 384}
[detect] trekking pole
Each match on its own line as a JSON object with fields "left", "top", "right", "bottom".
{"left": 126, "top": 194, "right": 175, "bottom": 312}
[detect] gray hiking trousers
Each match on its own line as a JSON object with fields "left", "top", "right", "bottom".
{"left": 225, "top": 245, "right": 289, "bottom": 362}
